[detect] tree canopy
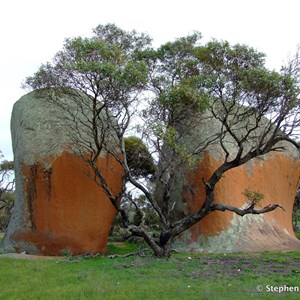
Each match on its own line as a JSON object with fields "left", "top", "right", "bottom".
{"left": 124, "top": 136, "right": 156, "bottom": 178}
{"left": 0, "top": 151, "right": 14, "bottom": 212}
{"left": 23, "top": 24, "right": 300, "bottom": 257}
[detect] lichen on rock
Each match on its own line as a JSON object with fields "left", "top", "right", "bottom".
{"left": 167, "top": 109, "right": 300, "bottom": 252}
{"left": 3, "top": 89, "right": 123, "bottom": 255}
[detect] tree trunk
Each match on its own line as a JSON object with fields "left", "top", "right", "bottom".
{"left": 151, "top": 233, "right": 174, "bottom": 258}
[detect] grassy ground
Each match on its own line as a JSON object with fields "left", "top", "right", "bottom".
{"left": 0, "top": 240, "right": 300, "bottom": 300}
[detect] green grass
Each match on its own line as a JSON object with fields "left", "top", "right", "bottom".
{"left": 106, "top": 241, "right": 142, "bottom": 255}
{"left": 0, "top": 243, "right": 300, "bottom": 300}
{"left": 295, "top": 231, "right": 300, "bottom": 240}
{"left": 0, "top": 235, "right": 300, "bottom": 299}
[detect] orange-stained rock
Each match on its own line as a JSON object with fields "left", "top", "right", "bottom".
{"left": 160, "top": 106, "right": 300, "bottom": 253}
{"left": 176, "top": 151, "right": 300, "bottom": 253}
{"left": 3, "top": 90, "right": 123, "bottom": 255}
{"left": 12, "top": 152, "right": 122, "bottom": 255}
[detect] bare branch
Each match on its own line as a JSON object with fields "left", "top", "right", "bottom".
{"left": 212, "top": 202, "right": 285, "bottom": 216}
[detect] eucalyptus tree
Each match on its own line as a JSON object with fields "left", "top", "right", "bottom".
{"left": 23, "top": 23, "right": 151, "bottom": 216}
{"left": 23, "top": 24, "right": 300, "bottom": 257}
{"left": 0, "top": 151, "right": 14, "bottom": 228}
{"left": 0, "top": 151, "right": 14, "bottom": 204}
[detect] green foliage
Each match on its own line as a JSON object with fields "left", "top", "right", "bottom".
{"left": 147, "top": 33, "right": 207, "bottom": 126}
{"left": 131, "top": 205, "right": 160, "bottom": 228}
{"left": 243, "top": 189, "right": 264, "bottom": 206}
{"left": 0, "top": 191, "right": 15, "bottom": 229}
{"left": 23, "top": 24, "right": 151, "bottom": 109}
{"left": 124, "top": 136, "right": 156, "bottom": 178}
{"left": 0, "top": 151, "right": 15, "bottom": 229}
{"left": 153, "top": 124, "right": 197, "bottom": 168}
{"left": 194, "top": 39, "right": 300, "bottom": 114}
{"left": 0, "top": 151, "right": 14, "bottom": 173}
{"left": 158, "top": 81, "right": 210, "bottom": 118}
{"left": 195, "top": 40, "right": 265, "bottom": 71}
{"left": 0, "top": 160, "right": 14, "bottom": 172}
{"left": 293, "top": 190, "right": 300, "bottom": 229}
{"left": 293, "top": 209, "right": 300, "bottom": 228}
{"left": 22, "top": 24, "right": 300, "bottom": 257}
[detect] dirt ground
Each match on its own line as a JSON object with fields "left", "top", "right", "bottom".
{"left": 112, "top": 252, "right": 300, "bottom": 279}
{"left": 0, "top": 253, "right": 63, "bottom": 260}
{"left": 1, "top": 251, "right": 300, "bottom": 279}
{"left": 183, "top": 253, "right": 300, "bottom": 278}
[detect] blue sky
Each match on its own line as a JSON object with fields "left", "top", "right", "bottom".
{"left": 1, "top": 0, "right": 300, "bottom": 160}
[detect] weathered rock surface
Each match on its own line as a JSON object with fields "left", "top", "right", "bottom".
{"left": 170, "top": 111, "right": 300, "bottom": 252}
{"left": 2, "top": 90, "right": 123, "bottom": 255}
{"left": 176, "top": 151, "right": 300, "bottom": 252}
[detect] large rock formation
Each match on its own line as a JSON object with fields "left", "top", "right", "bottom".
{"left": 168, "top": 111, "right": 300, "bottom": 252}
{"left": 2, "top": 90, "right": 123, "bottom": 255}
{"left": 176, "top": 150, "right": 300, "bottom": 252}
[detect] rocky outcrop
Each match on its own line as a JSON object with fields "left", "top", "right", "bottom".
{"left": 169, "top": 111, "right": 300, "bottom": 253}
{"left": 176, "top": 150, "right": 300, "bottom": 252}
{"left": 2, "top": 90, "right": 123, "bottom": 255}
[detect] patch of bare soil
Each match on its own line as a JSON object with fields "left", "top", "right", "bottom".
{"left": 1, "top": 251, "right": 300, "bottom": 280}
{"left": 187, "top": 254, "right": 300, "bottom": 279}
{"left": 0, "top": 253, "right": 62, "bottom": 260}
